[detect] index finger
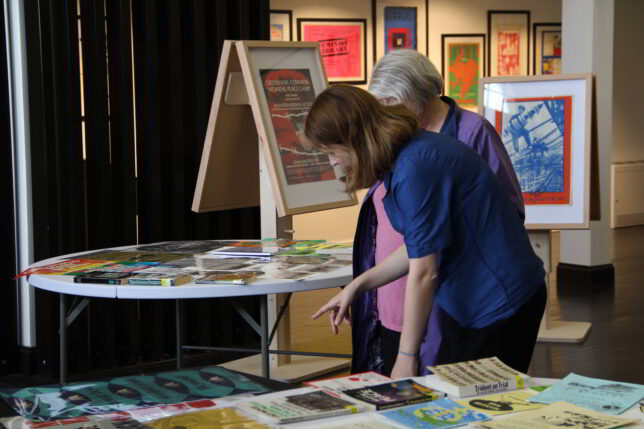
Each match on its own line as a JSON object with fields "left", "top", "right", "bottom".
{"left": 311, "top": 303, "right": 331, "bottom": 320}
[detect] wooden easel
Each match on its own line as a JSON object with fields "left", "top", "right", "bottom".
{"left": 192, "top": 41, "right": 354, "bottom": 381}
{"left": 528, "top": 231, "right": 591, "bottom": 343}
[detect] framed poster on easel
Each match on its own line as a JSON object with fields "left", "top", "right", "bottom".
{"left": 478, "top": 74, "right": 594, "bottom": 344}
{"left": 192, "top": 41, "right": 357, "bottom": 380}
{"left": 192, "top": 41, "right": 357, "bottom": 217}
{"left": 478, "top": 74, "right": 592, "bottom": 230}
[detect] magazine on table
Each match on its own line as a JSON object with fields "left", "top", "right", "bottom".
{"left": 194, "top": 271, "right": 263, "bottom": 285}
{"left": 341, "top": 378, "right": 444, "bottom": 411}
{"left": 425, "top": 357, "right": 529, "bottom": 397}
{"left": 381, "top": 397, "right": 491, "bottom": 429}
{"left": 236, "top": 390, "right": 366, "bottom": 424}
{"left": 470, "top": 401, "right": 638, "bottom": 429}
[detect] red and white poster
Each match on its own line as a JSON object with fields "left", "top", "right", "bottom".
{"left": 497, "top": 29, "right": 520, "bottom": 76}
{"left": 260, "top": 68, "right": 336, "bottom": 186}
{"left": 301, "top": 24, "right": 363, "bottom": 81}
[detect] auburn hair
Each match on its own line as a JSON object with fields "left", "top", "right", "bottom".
{"left": 304, "top": 85, "right": 418, "bottom": 192}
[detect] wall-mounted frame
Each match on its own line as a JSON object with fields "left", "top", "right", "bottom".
{"left": 533, "top": 23, "right": 561, "bottom": 75}
{"left": 487, "top": 10, "right": 530, "bottom": 77}
{"left": 192, "top": 41, "right": 357, "bottom": 217}
{"left": 373, "top": 0, "right": 428, "bottom": 62}
{"left": 297, "top": 18, "right": 367, "bottom": 84}
{"left": 270, "top": 10, "right": 293, "bottom": 42}
{"left": 478, "top": 74, "right": 593, "bottom": 229}
{"left": 441, "top": 33, "right": 486, "bottom": 109}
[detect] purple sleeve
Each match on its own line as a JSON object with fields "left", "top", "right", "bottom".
{"left": 459, "top": 112, "right": 525, "bottom": 221}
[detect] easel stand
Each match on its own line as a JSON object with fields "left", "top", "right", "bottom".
{"left": 528, "top": 230, "right": 591, "bottom": 343}
{"left": 191, "top": 41, "right": 356, "bottom": 382}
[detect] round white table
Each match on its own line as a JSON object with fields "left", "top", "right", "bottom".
{"left": 26, "top": 246, "right": 353, "bottom": 383}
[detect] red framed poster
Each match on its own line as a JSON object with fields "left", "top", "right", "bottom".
{"left": 487, "top": 10, "right": 530, "bottom": 76}
{"left": 497, "top": 29, "right": 521, "bottom": 76}
{"left": 297, "top": 18, "right": 367, "bottom": 84}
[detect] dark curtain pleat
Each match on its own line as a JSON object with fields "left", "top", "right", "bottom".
{"left": 0, "top": 0, "right": 19, "bottom": 377}
{"left": 104, "top": 0, "right": 140, "bottom": 367}
{"left": 17, "top": 0, "right": 268, "bottom": 379}
{"left": 24, "top": 0, "right": 86, "bottom": 377}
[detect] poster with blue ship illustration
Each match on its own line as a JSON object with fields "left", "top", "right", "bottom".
{"left": 495, "top": 96, "right": 572, "bottom": 205}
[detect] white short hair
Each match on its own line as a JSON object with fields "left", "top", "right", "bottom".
{"left": 368, "top": 50, "right": 443, "bottom": 115}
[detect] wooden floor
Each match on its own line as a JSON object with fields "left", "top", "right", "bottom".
{"left": 529, "top": 225, "right": 644, "bottom": 384}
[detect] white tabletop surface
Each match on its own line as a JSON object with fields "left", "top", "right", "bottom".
{"left": 26, "top": 245, "right": 353, "bottom": 299}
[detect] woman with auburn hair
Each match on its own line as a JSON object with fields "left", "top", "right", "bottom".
{"left": 307, "top": 85, "right": 546, "bottom": 379}
{"left": 352, "top": 50, "right": 524, "bottom": 378}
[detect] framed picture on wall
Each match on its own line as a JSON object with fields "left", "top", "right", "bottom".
{"left": 533, "top": 23, "right": 562, "bottom": 75}
{"left": 487, "top": 10, "right": 530, "bottom": 77}
{"left": 297, "top": 18, "right": 367, "bottom": 84}
{"left": 441, "top": 34, "right": 486, "bottom": 109}
{"left": 270, "top": 10, "right": 293, "bottom": 41}
{"left": 478, "top": 74, "right": 593, "bottom": 229}
{"left": 373, "top": 0, "right": 428, "bottom": 62}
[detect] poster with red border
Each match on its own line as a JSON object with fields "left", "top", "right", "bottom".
{"left": 494, "top": 96, "right": 572, "bottom": 205}
{"left": 497, "top": 29, "right": 520, "bottom": 76}
{"left": 260, "top": 68, "right": 335, "bottom": 186}
{"left": 298, "top": 19, "right": 366, "bottom": 83}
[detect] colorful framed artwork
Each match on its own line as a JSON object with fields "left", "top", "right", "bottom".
{"left": 384, "top": 7, "right": 417, "bottom": 52}
{"left": 478, "top": 74, "right": 593, "bottom": 229}
{"left": 487, "top": 10, "right": 530, "bottom": 77}
{"left": 533, "top": 23, "right": 562, "bottom": 75}
{"left": 441, "top": 34, "right": 486, "bottom": 109}
{"left": 373, "top": 0, "right": 428, "bottom": 62}
{"left": 270, "top": 10, "right": 293, "bottom": 42}
{"left": 297, "top": 18, "right": 367, "bottom": 84}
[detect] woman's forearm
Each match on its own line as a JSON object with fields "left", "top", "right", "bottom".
{"left": 398, "top": 254, "right": 438, "bottom": 356}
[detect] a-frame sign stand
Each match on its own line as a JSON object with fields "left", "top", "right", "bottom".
{"left": 192, "top": 40, "right": 353, "bottom": 381}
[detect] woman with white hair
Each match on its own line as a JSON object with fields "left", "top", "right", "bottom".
{"left": 350, "top": 50, "right": 524, "bottom": 376}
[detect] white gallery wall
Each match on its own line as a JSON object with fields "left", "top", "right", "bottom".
{"left": 271, "top": 0, "right": 563, "bottom": 241}
{"left": 610, "top": 0, "right": 644, "bottom": 228}
{"left": 612, "top": 0, "right": 644, "bottom": 164}
{"left": 426, "top": 0, "right": 561, "bottom": 79}
{"left": 271, "top": 0, "right": 562, "bottom": 88}
{"left": 561, "top": 0, "right": 613, "bottom": 266}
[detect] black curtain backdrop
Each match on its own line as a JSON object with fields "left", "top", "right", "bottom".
{"left": 0, "top": 0, "right": 19, "bottom": 377}
{"left": 17, "top": 0, "right": 269, "bottom": 378}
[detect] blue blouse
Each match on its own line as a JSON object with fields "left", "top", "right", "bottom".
{"left": 382, "top": 130, "right": 544, "bottom": 328}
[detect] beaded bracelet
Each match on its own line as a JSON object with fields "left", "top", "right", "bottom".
{"left": 398, "top": 349, "right": 418, "bottom": 357}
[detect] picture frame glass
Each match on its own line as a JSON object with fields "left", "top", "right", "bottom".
{"left": 270, "top": 11, "right": 292, "bottom": 41}
{"left": 534, "top": 24, "right": 562, "bottom": 75}
{"left": 488, "top": 12, "right": 530, "bottom": 76}
{"left": 375, "top": 0, "right": 427, "bottom": 62}
{"left": 442, "top": 35, "right": 485, "bottom": 109}
{"left": 297, "top": 19, "right": 367, "bottom": 84}
{"left": 246, "top": 45, "right": 355, "bottom": 212}
{"left": 479, "top": 76, "right": 591, "bottom": 229}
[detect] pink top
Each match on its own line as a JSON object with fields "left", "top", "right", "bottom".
{"left": 373, "top": 182, "right": 406, "bottom": 332}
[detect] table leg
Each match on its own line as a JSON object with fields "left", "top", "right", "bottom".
{"left": 260, "top": 295, "right": 269, "bottom": 379}
{"left": 59, "top": 294, "right": 67, "bottom": 385}
{"left": 176, "top": 299, "right": 183, "bottom": 370}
